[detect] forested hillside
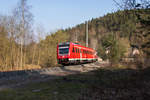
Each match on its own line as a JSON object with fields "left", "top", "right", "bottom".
{"left": 0, "top": 6, "right": 150, "bottom": 70}
{"left": 64, "top": 9, "right": 150, "bottom": 65}
{"left": 38, "top": 8, "right": 150, "bottom": 68}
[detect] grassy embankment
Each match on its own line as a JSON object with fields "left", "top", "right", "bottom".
{"left": 0, "top": 66, "right": 150, "bottom": 100}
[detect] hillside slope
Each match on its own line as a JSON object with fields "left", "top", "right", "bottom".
{"left": 63, "top": 9, "right": 150, "bottom": 62}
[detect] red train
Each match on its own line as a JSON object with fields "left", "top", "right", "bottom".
{"left": 57, "top": 42, "right": 98, "bottom": 65}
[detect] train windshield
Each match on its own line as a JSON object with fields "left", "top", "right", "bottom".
{"left": 58, "top": 43, "right": 70, "bottom": 54}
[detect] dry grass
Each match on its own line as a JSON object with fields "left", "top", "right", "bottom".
{"left": 0, "top": 64, "right": 41, "bottom": 72}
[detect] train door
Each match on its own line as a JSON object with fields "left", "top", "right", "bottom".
{"left": 79, "top": 47, "right": 82, "bottom": 62}
{"left": 72, "top": 46, "right": 75, "bottom": 63}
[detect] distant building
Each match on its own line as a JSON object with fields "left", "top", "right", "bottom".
{"left": 131, "top": 45, "right": 140, "bottom": 56}
{"left": 105, "top": 47, "right": 110, "bottom": 54}
{"left": 132, "top": 48, "right": 140, "bottom": 55}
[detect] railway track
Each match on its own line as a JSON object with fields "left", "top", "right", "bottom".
{"left": 0, "top": 61, "right": 109, "bottom": 90}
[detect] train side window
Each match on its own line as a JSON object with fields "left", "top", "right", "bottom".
{"left": 76, "top": 48, "right": 77, "bottom": 53}
{"left": 72, "top": 47, "right": 75, "bottom": 52}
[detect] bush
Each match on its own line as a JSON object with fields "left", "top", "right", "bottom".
{"left": 100, "top": 33, "right": 128, "bottom": 64}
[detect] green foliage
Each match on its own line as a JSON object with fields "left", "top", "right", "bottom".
{"left": 109, "top": 39, "right": 124, "bottom": 64}
{"left": 64, "top": 9, "right": 150, "bottom": 65}
{"left": 138, "top": 9, "right": 150, "bottom": 58}
{"left": 100, "top": 33, "right": 127, "bottom": 64}
{"left": 101, "top": 33, "right": 114, "bottom": 48}
{"left": 97, "top": 44, "right": 107, "bottom": 60}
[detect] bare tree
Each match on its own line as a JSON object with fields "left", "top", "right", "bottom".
{"left": 7, "top": 16, "right": 16, "bottom": 69}
{"left": 13, "top": 0, "right": 33, "bottom": 68}
{"left": 36, "top": 24, "right": 45, "bottom": 65}
{"left": 113, "top": 0, "right": 150, "bottom": 10}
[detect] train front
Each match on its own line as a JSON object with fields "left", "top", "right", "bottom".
{"left": 57, "top": 42, "right": 70, "bottom": 65}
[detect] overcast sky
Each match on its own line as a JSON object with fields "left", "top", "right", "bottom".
{"left": 0, "top": 0, "right": 117, "bottom": 32}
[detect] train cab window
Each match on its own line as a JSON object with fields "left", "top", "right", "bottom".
{"left": 58, "top": 43, "right": 70, "bottom": 54}
{"left": 76, "top": 48, "right": 77, "bottom": 53}
{"left": 59, "top": 47, "right": 69, "bottom": 54}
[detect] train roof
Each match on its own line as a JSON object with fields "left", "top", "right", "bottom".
{"left": 58, "top": 42, "right": 95, "bottom": 51}
{"left": 71, "top": 42, "right": 95, "bottom": 51}
{"left": 58, "top": 42, "right": 70, "bottom": 45}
